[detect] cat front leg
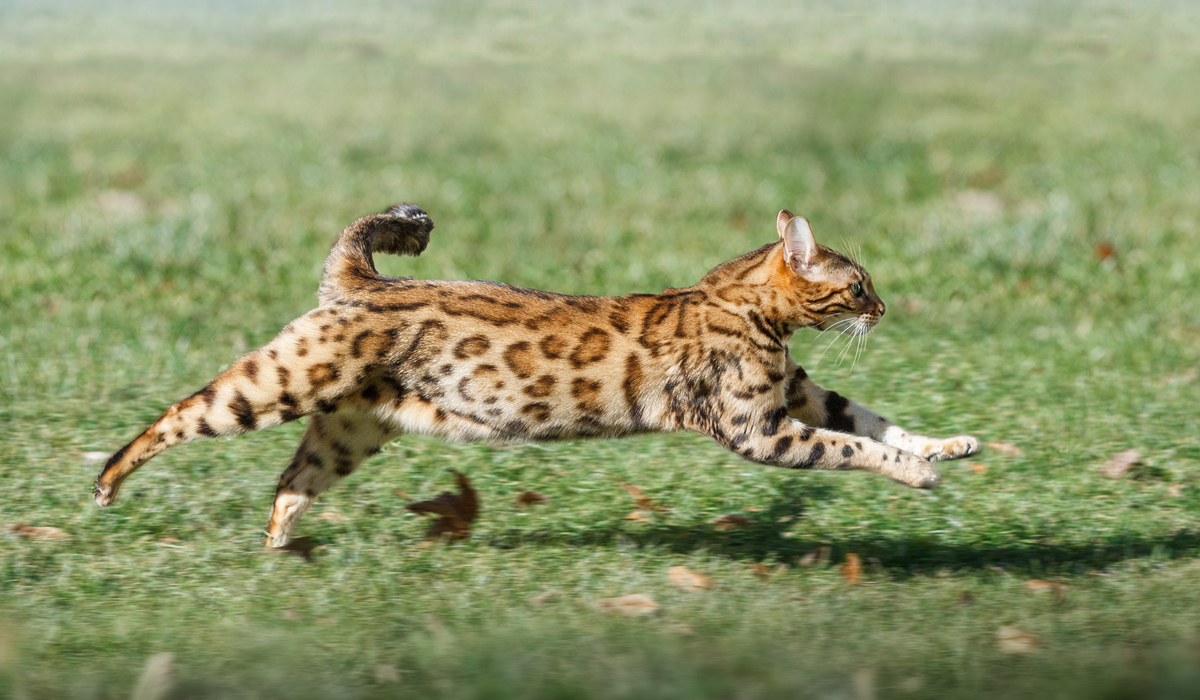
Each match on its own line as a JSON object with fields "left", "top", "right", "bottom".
{"left": 705, "top": 408, "right": 940, "bottom": 488}
{"left": 784, "top": 369, "right": 979, "bottom": 462}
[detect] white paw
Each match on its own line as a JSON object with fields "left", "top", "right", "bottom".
{"left": 927, "top": 435, "right": 979, "bottom": 462}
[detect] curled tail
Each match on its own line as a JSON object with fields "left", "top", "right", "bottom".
{"left": 319, "top": 204, "right": 434, "bottom": 304}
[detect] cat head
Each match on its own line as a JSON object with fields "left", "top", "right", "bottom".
{"left": 776, "top": 210, "right": 885, "bottom": 335}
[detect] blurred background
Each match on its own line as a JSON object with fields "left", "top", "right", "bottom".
{"left": 3, "top": 1, "right": 1200, "bottom": 698}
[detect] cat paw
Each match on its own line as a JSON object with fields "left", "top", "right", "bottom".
{"left": 925, "top": 435, "right": 980, "bottom": 462}
{"left": 889, "top": 454, "right": 941, "bottom": 489}
{"left": 93, "top": 483, "right": 117, "bottom": 506}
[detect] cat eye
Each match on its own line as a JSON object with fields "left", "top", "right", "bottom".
{"left": 850, "top": 282, "right": 863, "bottom": 296}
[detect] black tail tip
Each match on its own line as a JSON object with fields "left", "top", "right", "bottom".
{"left": 383, "top": 204, "right": 433, "bottom": 232}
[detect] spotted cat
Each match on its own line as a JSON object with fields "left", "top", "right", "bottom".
{"left": 95, "top": 205, "right": 979, "bottom": 546}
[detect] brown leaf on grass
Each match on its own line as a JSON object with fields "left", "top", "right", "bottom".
{"left": 711, "top": 514, "right": 751, "bottom": 530}
{"left": 392, "top": 488, "right": 413, "bottom": 501}
{"left": 1167, "top": 483, "right": 1185, "bottom": 498}
{"left": 599, "top": 593, "right": 661, "bottom": 617}
{"left": 798, "top": 546, "right": 832, "bottom": 568}
{"left": 986, "top": 441, "right": 1023, "bottom": 457}
{"left": 625, "top": 510, "right": 654, "bottom": 523}
{"left": 968, "top": 462, "right": 989, "bottom": 475}
{"left": 406, "top": 471, "right": 479, "bottom": 541}
{"left": 956, "top": 591, "right": 976, "bottom": 606}
{"left": 996, "top": 626, "right": 1041, "bottom": 654}
{"left": 514, "top": 490, "right": 548, "bottom": 507}
{"left": 751, "top": 562, "right": 790, "bottom": 580}
{"left": 620, "top": 482, "right": 664, "bottom": 512}
{"left": 529, "top": 591, "right": 560, "bottom": 605}
{"left": 1101, "top": 450, "right": 1141, "bottom": 479}
{"left": 668, "top": 566, "right": 713, "bottom": 592}
{"left": 131, "top": 652, "right": 175, "bottom": 700}
{"left": 6, "top": 524, "right": 69, "bottom": 541}
{"left": 373, "top": 665, "right": 400, "bottom": 684}
{"left": 1094, "top": 242, "right": 1116, "bottom": 261}
{"left": 842, "top": 553, "right": 863, "bottom": 586}
{"left": 852, "top": 667, "right": 876, "bottom": 700}
{"left": 1024, "top": 579, "right": 1069, "bottom": 602}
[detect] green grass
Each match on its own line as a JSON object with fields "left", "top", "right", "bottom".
{"left": 4, "top": 1, "right": 1200, "bottom": 697}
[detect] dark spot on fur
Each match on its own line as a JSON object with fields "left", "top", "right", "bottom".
{"left": 824, "top": 392, "right": 855, "bottom": 433}
{"left": 521, "top": 402, "right": 552, "bottom": 422}
{"left": 842, "top": 445, "right": 854, "bottom": 458}
{"left": 539, "top": 335, "right": 568, "bottom": 359}
{"left": 361, "top": 384, "right": 380, "bottom": 402}
{"left": 454, "top": 335, "right": 490, "bottom": 359}
{"left": 197, "top": 418, "right": 218, "bottom": 437}
{"left": 503, "top": 341, "right": 536, "bottom": 379}
{"left": 230, "top": 391, "right": 256, "bottom": 431}
{"left": 762, "top": 407, "right": 788, "bottom": 436}
{"left": 797, "top": 443, "right": 826, "bottom": 469}
{"left": 568, "top": 328, "right": 611, "bottom": 369}
{"left": 524, "top": 375, "right": 557, "bottom": 398}
{"left": 307, "top": 363, "right": 340, "bottom": 389}
{"left": 774, "top": 436, "right": 793, "bottom": 458}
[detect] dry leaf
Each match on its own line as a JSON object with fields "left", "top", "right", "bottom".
{"left": 842, "top": 553, "right": 863, "bottom": 586}
{"left": 899, "top": 677, "right": 924, "bottom": 692}
{"left": 968, "top": 462, "right": 988, "bottom": 475}
{"left": 1101, "top": 450, "right": 1141, "bottom": 479}
{"left": 131, "top": 652, "right": 175, "bottom": 700}
{"left": 1167, "top": 483, "right": 1184, "bottom": 498}
{"left": 1094, "top": 242, "right": 1116, "bottom": 261}
{"left": 751, "top": 563, "right": 771, "bottom": 580}
{"left": 996, "top": 626, "right": 1040, "bottom": 654}
{"left": 406, "top": 470, "right": 479, "bottom": 540}
{"left": 514, "top": 490, "right": 547, "bottom": 507}
{"left": 6, "top": 524, "right": 69, "bottom": 541}
{"left": 1024, "top": 579, "right": 1069, "bottom": 602}
{"left": 315, "top": 511, "right": 346, "bottom": 523}
{"left": 81, "top": 451, "right": 111, "bottom": 464}
{"left": 392, "top": 488, "right": 413, "bottom": 501}
{"left": 956, "top": 591, "right": 976, "bottom": 606}
{"left": 625, "top": 510, "right": 653, "bottom": 523}
{"left": 852, "top": 668, "right": 876, "bottom": 700}
{"left": 798, "top": 546, "right": 832, "bottom": 568}
{"left": 668, "top": 566, "right": 713, "bottom": 592}
{"left": 529, "top": 591, "right": 559, "bottom": 605}
{"left": 986, "top": 441, "right": 1023, "bottom": 457}
{"left": 373, "top": 665, "right": 400, "bottom": 684}
{"left": 599, "top": 593, "right": 661, "bottom": 617}
{"left": 711, "top": 514, "right": 751, "bottom": 530}
{"left": 620, "top": 482, "right": 664, "bottom": 511}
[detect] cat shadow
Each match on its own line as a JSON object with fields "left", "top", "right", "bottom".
{"left": 486, "top": 480, "right": 1200, "bottom": 577}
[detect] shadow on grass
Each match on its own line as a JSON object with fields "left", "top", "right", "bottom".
{"left": 486, "top": 481, "right": 1200, "bottom": 576}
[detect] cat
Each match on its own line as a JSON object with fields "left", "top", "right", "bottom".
{"left": 94, "top": 205, "right": 979, "bottom": 546}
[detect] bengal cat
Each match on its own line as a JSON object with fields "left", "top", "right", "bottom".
{"left": 94, "top": 205, "right": 979, "bottom": 546}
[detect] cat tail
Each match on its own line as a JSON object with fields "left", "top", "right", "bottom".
{"left": 318, "top": 203, "right": 434, "bottom": 304}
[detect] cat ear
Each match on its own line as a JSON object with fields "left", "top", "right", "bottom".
{"left": 778, "top": 213, "right": 817, "bottom": 268}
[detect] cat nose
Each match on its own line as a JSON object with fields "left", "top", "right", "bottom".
{"left": 877, "top": 301, "right": 886, "bottom": 317}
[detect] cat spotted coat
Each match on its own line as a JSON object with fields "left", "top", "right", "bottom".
{"left": 95, "top": 205, "right": 979, "bottom": 546}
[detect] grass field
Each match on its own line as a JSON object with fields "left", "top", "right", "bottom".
{"left": 4, "top": 1, "right": 1200, "bottom": 697}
